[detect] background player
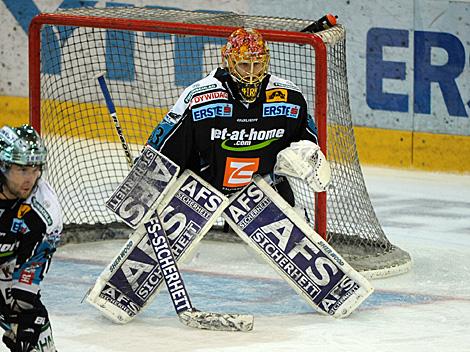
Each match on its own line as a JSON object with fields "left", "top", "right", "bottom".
{"left": 146, "top": 27, "right": 330, "bottom": 204}
{"left": 0, "top": 124, "right": 62, "bottom": 352}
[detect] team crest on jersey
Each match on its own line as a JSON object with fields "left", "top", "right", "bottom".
{"left": 223, "top": 157, "right": 259, "bottom": 188}
{"left": 266, "top": 89, "right": 288, "bottom": 102}
{"left": 17, "top": 204, "right": 31, "bottom": 219}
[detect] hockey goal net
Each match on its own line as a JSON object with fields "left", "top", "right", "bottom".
{"left": 29, "top": 7, "right": 411, "bottom": 278}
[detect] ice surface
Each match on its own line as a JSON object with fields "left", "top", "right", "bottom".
{"left": 22, "top": 167, "right": 470, "bottom": 352}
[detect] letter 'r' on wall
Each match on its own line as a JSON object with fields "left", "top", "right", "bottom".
{"left": 414, "top": 31, "right": 467, "bottom": 117}
{"left": 366, "top": 27, "right": 409, "bottom": 112}
{"left": 366, "top": 28, "right": 468, "bottom": 118}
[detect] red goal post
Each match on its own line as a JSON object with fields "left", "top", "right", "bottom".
{"left": 28, "top": 7, "right": 411, "bottom": 278}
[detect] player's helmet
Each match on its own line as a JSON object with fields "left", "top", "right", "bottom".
{"left": 222, "top": 28, "right": 270, "bottom": 103}
{"left": 0, "top": 124, "right": 47, "bottom": 172}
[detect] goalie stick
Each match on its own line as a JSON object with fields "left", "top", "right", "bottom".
{"left": 144, "top": 217, "right": 254, "bottom": 332}
{"left": 95, "top": 72, "right": 134, "bottom": 168}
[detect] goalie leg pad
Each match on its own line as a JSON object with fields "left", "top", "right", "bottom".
{"left": 105, "top": 146, "right": 180, "bottom": 228}
{"left": 86, "top": 170, "right": 229, "bottom": 323}
{"left": 223, "top": 176, "right": 373, "bottom": 318}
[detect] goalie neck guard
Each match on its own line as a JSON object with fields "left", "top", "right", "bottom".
{"left": 221, "top": 28, "right": 270, "bottom": 103}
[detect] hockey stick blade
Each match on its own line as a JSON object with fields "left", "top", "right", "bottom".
{"left": 179, "top": 310, "right": 254, "bottom": 332}
{"left": 145, "top": 217, "right": 254, "bottom": 332}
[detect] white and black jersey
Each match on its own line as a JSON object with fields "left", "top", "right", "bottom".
{"left": 0, "top": 178, "right": 62, "bottom": 309}
{"left": 147, "top": 68, "right": 318, "bottom": 194}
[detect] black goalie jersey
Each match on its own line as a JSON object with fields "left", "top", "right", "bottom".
{"left": 147, "top": 68, "right": 318, "bottom": 194}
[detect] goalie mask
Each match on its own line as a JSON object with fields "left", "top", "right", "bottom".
{"left": 222, "top": 28, "right": 270, "bottom": 103}
{"left": 0, "top": 124, "right": 47, "bottom": 173}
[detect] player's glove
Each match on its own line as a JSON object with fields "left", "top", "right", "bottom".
{"left": 7, "top": 308, "right": 48, "bottom": 352}
{"left": 274, "top": 140, "right": 331, "bottom": 192}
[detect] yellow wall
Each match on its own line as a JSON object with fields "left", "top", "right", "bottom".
{"left": 0, "top": 96, "right": 29, "bottom": 126}
{"left": 2, "top": 95, "right": 469, "bottom": 174}
{"left": 354, "top": 127, "right": 470, "bottom": 174}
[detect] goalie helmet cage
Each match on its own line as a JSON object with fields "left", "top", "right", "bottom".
{"left": 29, "top": 7, "right": 411, "bottom": 278}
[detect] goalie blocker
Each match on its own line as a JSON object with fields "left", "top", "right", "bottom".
{"left": 223, "top": 176, "right": 373, "bottom": 318}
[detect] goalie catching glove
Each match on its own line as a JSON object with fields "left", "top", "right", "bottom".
{"left": 274, "top": 140, "right": 331, "bottom": 192}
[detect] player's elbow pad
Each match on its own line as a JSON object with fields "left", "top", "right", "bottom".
{"left": 274, "top": 140, "right": 331, "bottom": 192}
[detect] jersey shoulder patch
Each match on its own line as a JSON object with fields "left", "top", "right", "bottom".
{"left": 266, "top": 75, "right": 303, "bottom": 93}
{"left": 180, "top": 70, "right": 225, "bottom": 106}
{"left": 26, "top": 179, "right": 63, "bottom": 237}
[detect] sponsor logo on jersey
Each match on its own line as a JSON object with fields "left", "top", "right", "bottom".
{"left": 184, "top": 84, "right": 217, "bottom": 103}
{"left": 241, "top": 86, "right": 259, "bottom": 101}
{"left": 0, "top": 242, "right": 18, "bottom": 254}
{"left": 19, "top": 267, "right": 36, "bottom": 285}
{"left": 17, "top": 204, "right": 31, "bottom": 219}
{"left": 266, "top": 89, "right": 288, "bottom": 102}
{"left": 236, "top": 118, "right": 258, "bottom": 123}
{"left": 11, "top": 218, "right": 30, "bottom": 234}
{"left": 263, "top": 103, "right": 300, "bottom": 118}
{"left": 163, "top": 112, "right": 180, "bottom": 125}
{"left": 192, "top": 103, "right": 233, "bottom": 121}
{"left": 211, "top": 127, "right": 285, "bottom": 151}
{"left": 32, "top": 197, "right": 53, "bottom": 226}
{"left": 223, "top": 157, "right": 260, "bottom": 188}
{"left": 273, "top": 81, "right": 301, "bottom": 92}
{"left": 190, "top": 91, "right": 228, "bottom": 107}
{"left": 19, "top": 271, "right": 33, "bottom": 285}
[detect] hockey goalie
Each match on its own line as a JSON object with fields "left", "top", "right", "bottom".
{"left": 87, "top": 27, "right": 372, "bottom": 327}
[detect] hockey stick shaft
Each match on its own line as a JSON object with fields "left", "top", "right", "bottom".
{"left": 95, "top": 73, "right": 134, "bottom": 168}
{"left": 145, "top": 218, "right": 193, "bottom": 314}
{"left": 144, "top": 217, "right": 254, "bottom": 332}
